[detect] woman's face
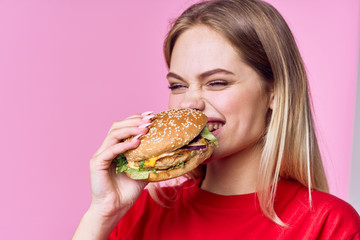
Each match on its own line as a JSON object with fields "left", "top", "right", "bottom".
{"left": 168, "top": 25, "right": 273, "bottom": 162}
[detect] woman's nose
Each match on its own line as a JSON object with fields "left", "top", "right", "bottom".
{"left": 179, "top": 89, "right": 205, "bottom": 111}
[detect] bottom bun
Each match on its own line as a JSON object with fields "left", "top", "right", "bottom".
{"left": 126, "top": 142, "right": 215, "bottom": 182}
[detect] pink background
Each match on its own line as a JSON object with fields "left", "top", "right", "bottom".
{"left": 0, "top": 0, "right": 359, "bottom": 239}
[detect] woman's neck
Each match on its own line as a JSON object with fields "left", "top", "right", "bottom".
{"left": 200, "top": 143, "right": 262, "bottom": 195}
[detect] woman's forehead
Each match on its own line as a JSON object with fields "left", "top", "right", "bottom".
{"left": 169, "top": 26, "right": 243, "bottom": 74}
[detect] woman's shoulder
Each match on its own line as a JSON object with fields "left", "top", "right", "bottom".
{"left": 312, "top": 189, "right": 357, "bottom": 214}
{"left": 278, "top": 179, "right": 360, "bottom": 236}
{"left": 281, "top": 179, "right": 358, "bottom": 214}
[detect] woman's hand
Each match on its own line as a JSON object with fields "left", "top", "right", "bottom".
{"left": 89, "top": 112, "right": 153, "bottom": 217}
{"left": 73, "top": 112, "right": 154, "bottom": 239}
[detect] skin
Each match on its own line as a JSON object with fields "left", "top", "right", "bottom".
{"left": 73, "top": 25, "right": 273, "bottom": 239}
{"left": 168, "top": 25, "right": 273, "bottom": 195}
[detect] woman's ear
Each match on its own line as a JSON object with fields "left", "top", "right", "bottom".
{"left": 269, "top": 91, "right": 274, "bottom": 110}
{"left": 266, "top": 83, "right": 274, "bottom": 110}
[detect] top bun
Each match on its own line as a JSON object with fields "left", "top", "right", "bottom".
{"left": 124, "top": 109, "right": 207, "bottom": 162}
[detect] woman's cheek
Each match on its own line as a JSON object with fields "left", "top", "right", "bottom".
{"left": 208, "top": 92, "right": 241, "bottom": 112}
{"left": 168, "top": 94, "right": 182, "bottom": 109}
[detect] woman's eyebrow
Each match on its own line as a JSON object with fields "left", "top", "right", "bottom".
{"left": 166, "top": 72, "right": 184, "bottom": 81}
{"left": 167, "top": 68, "right": 234, "bottom": 81}
{"left": 199, "top": 68, "right": 234, "bottom": 79}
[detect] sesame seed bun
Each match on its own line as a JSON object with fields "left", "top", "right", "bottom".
{"left": 124, "top": 108, "right": 208, "bottom": 162}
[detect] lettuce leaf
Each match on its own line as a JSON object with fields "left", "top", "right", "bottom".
{"left": 114, "top": 154, "right": 128, "bottom": 174}
{"left": 200, "top": 126, "right": 219, "bottom": 147}
{"left": 125, "top": 163, "right": 152, "bottom": 180}
{"left": 113, "top": 155, "right": 153, "bottom": 180}
{"left": 126, "top": 170, "right": 150, "bottom": 180}
{"left": 168, "top": 161, "right": 185, "bottom": 170}
{"left": 138, "top": 160, "right": 145, "bottom": 171}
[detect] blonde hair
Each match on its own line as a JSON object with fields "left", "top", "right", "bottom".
{"left": 160, "top": 0, "right": 329, "bottom": 225}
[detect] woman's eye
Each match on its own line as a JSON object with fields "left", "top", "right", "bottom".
{"left": 208, "top": 81, "right": 229, "bottom": 88}
{"left": 168, "top": 84, "right": 187, "bottom": 91}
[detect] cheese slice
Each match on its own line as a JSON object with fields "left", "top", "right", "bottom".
{"left": 144, "top": 151, "right": 177, "bottom": 167}
{"left": 144, "top": 157, "right": 158, "bottom": 167}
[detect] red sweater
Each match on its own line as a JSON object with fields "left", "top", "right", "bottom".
{"left": 109, "top": 179, "right": 360, "bottom": 239}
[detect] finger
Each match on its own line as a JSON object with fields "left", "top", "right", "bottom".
{"left": 141, "top": 111, "right": 154, "bottom": 116}
{"left": 91, "top": 139, "right": 141, "bottom": 171}
{"left": 108, "top": 113, "right": 154, "bottom": 134}
{"left": 126, "top": 111, "right": 154, "bottom": 119}
{"left": 96, "top": 125, "right": 149, "bottom": 156}
{"left": 101, "top": 114, "right": 154, "bottom": 152}
{"left": 122, "top": 111, "right": 154, "bottom": 122}
{"left": 108, "top": 117, "right": 143, "bottom": 134}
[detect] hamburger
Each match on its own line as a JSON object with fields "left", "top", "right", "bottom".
{"left": 113, "top": 108, "right": 218, "bottom": 182}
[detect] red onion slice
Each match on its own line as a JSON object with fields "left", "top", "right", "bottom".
{"left": 180, "top": 145, "right": 206, "bottom": 150}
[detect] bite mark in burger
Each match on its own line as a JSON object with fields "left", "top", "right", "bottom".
{"left": 113, "top": 108, "right": 218, "bottom": 182}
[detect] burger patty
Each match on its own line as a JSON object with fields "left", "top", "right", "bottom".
{"left": 152, "top": 150, "right": 196, "bottom": 170}
{"left": 128, "top": 149, "right": 196, "bottom": 170}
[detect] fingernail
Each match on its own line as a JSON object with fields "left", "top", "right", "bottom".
{"left": 131, "top": 134, "right": 143, "bottom": 141}
{"left": 141, "top": 111, "right": 154, "bottom": 116}
{"left": 138, "top": 122, "right": 152, "bottom": 129}
{"left": 142, "top": 114, "right": 155, "bottom": 121}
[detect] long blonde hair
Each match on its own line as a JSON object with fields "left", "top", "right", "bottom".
{"left": 161, "top": 0, "right": 329, "bottom": 225}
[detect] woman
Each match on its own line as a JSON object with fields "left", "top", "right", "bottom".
{"left": 74, "top": 0, "right": 360, "bottom": 239}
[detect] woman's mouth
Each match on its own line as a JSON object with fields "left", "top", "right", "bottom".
{"left": 206, "top": 121, "right": 225, "bottom": 136}
{"left": 207, "top": 123, "right": 224, "bottom": 131}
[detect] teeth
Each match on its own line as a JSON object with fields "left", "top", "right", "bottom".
{"left": 207, "top": 123, "right": 224, "bottom": 132}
